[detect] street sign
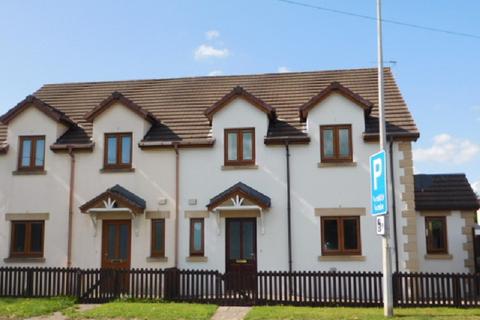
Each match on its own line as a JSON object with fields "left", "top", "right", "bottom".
{"left": 376, "top": 216, "right": 385, "bottom": 235}
{"left": 370, "top": 150, "right": 388, "bottom": 216}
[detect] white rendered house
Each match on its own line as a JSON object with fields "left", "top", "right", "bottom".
{"left": 0, "top": 68, "right": 478, "bottom": 275}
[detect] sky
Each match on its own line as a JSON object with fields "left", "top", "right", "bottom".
{"left": 0, "top": 0, "right": 479, "bottom": 194}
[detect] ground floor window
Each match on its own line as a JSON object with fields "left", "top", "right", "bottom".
{"left": 321, "top": 216, "right": 361, "bottom": 255}
{"left": 189, "top": 218, "right": 204, "bottom": 256}
{"left": 10, "top": 221, "right": 44, "bottom": 258}
{"left": 425, "top": 216, "right": 448, "bottom": 254}
{"left": 151, "top": 219, "right": 165, "bottom": 257}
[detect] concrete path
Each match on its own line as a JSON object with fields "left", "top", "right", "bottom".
{"left": 211, "top": 306, "right": 251, "bottom": 320}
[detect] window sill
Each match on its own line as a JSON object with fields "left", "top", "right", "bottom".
{"left": 424, "top": 254, "right": 452, "bottom": 260}
{"left": 186, "top": 256, "right": 208, "bottom": 262}
{"left": 100, "top": 167, "right": 135, "bottom": 173}
{"left": 12, "top": 170, "right": 47, "bottom": 176}
{"left": 4, "top": 257, "right": 46, "bottom": 263}
{"left": 318, "top": 255, "right": 365, "bottom": 262}
{"left": 146, "top": 256, "right": 168, "bottom": 263}
{"left": 221, "top": 165, "right": 258, "bottom": 170}
{"left": 318, "top": 162, "right": 357, "bottom": 168}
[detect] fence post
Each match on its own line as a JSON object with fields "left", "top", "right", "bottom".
{"left": 26, "top": 269, "right": 34, "bottom": 297}
{"left": 453, "top": 274, "right": 462, "bottom": 307}
{"left": 75, "top": 269, "right": 82, "bottom": 300}
{"left": 113, "top": 269, "right": 119, "bottom": 300}
{"left": 164, "top": 268, "right": 179, "bottom": 301}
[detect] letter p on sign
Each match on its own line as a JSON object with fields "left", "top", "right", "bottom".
{"left": 370, "top": 150, "right": 388, "bottom": 216}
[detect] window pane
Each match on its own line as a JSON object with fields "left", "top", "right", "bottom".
{"left": 227, "top": 133, "right": 238, "bottom": 160}
{"left": 339, "top": 128, "right": 350, "bottom": 157}
{"left": 229, "top": 221, "right": 241, "bottom": 260}
{"left": 108, "top": 224, "right": 116, "bottom": 259}
{"left": 243, "top": 221, "right": 254, "bottom": 259}
{"left": 13, "top": 223, "right": 26, "bottom": 253}
{"left": 323, "top": 219, "right": 339, "bottom": 251}
{"left": 153, "top": 221, "right": 164, "bottom": 253}
{"left": 107, "top": 137, "right": 117, "bottom": 164}
{"left": 35, "top": 139, "right": 45, "bottom": 167}
{"left": 30, "top": 223, "right": 43, "bottom": 253}
{"left": 193, "top": 221, "right": 203, "bottom": 252}
{"left": 119, "top": 224, "right": 129, "bottom": 259}
{"left": 430, "top": 219, "right": 446, "bottom": 251}
{"left": 243, "top": 132, "right": 253, "bottom": 160}
{"left": 343, "top": 218, "right": 358, "bottom": 250}
{"left": 21, "top": 139, "right": 32, "bottom": 167}
{"left": 322, "top": 129, "right": 334, "bottom": 158}
{"left": 121, "top": 135, "right": 131, "bottom": 164}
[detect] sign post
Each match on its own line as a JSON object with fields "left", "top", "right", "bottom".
{"left": 374, "top": 0, "right": 394, "bottom": 317}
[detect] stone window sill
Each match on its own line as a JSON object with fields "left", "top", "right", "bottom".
{"left": 186, "top": 256, "right": 208, "bottom": 262}
{"left": 318, "top": 162, "right": 357, "bottom": 168}
{"left": 12, "top": 170, "right": 47, "bottom": 176}
{"left": 146, "top": 256, "right": 168, "bottom": 263}
{"left": 221, "top": 165, "right": 258, "bottom": 170}
{"left": 424, "top": 254, "right": 453, "bottom": 260}
{"left": 318, "top": 255, "right": 365, "bottom": 262}
{"left": 100, "top": 167, "right": 135, "bottom": 173}
{"left": 4, "top": 257, "right": 46, "bottom": 263}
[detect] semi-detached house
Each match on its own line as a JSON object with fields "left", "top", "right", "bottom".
{"left": 0, "top": 68, "right": 478, "bottom": 275}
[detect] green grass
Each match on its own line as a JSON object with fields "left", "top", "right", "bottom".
{"left": 66, "top": 301, "right": 218, "bottom": 320}
{"left": 0, "top": 297, "right": 75, "bottom": 318}
{"left": 245, "top": 306, "right": 480, "bottom": 320}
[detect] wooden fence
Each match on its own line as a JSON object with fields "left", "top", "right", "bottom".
{"left": 1, "top": 267, "right": 480, "bottom": 307}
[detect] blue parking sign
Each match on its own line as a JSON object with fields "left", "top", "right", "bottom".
{"left": 370, "top": 150, "right": 388, "bottom": 216}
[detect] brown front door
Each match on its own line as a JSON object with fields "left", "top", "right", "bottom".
{"left": 226, "top": 218, "right": 257, "bottom": 290}
{"left": 101, "top": 220, "right": 131, "bottom": 269}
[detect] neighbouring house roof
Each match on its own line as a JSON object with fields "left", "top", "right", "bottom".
{"left": 414, "top": 174, "right": 480, "bottom": 211}
{"left": 0, "top": 67, "right": 419, "bottom": 148}
{"left": 79, "top": 184, "right": 146, "bottom": 214}
{"left": 207, "top": 182, "right": 271, "bottom": 211}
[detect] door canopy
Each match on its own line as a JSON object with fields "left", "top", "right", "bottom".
{"left": 207, "top": 182, "right": 271, "bottom": 211}
{"left": 79, "top": 184, "right": 146, "bottom": 214}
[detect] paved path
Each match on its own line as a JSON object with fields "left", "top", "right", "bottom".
{"left": 211, "top": 306, "right": 251, "bottom": 320}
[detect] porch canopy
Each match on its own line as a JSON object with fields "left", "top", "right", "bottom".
{"left": 79, "top": 184, "right": 146, "bottom": 215}
{"left": 207, "top": 182, "right": 271, "bottom": 234}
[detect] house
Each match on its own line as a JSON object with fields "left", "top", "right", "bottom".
{"left": 0, "top": 68, "right": 478, "bottom": 275}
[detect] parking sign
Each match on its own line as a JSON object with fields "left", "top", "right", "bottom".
{"left": 370, "top": 150, "right": 388, "bottom": 216}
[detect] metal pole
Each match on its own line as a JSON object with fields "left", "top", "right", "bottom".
{"left": 377, "top": 0, "right": 393, "bottom": 316}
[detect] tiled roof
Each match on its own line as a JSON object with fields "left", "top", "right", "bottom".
{"left": 207, "top": 182, "right": 271, "bottom": 210}
{"left": 79, "top": 184, "right": 146, "bottom": 214}
{"left": 414, "top": 174, "right": 479, "bottom": 211}
{"left": 0, "top": 67, "right": 419, "bottom": 147}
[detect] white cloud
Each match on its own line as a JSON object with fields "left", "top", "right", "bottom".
{"left": 472, "top": 180, "right": 480, "bottom": 195}
{"left": 206, "top": 30, "right": 220, "bottom": 40}
{"left": 194, "top": 44, "right": 229, "bottom": 60}
{"left": 208, "top": 70, "right": 223, "bottom": 76}
{"left": 277, "top": 66, "right": 290, "bottom": 73}
{"left": 413, "top": 133, "right": 480, "bottom": 164}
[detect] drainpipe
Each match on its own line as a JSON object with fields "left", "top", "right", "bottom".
{"left": 389, "top": 139, "right": 399, "bottom": 273}
{"left": 285, "top": 141, "right": 293, "bottom": 273}
{"left": 67, "top": 146, "right": 75, "bottom": 268}
{"left": 174, "top": 143, "right": 180, "bottom": 269}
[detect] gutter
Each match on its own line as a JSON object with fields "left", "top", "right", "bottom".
{"left": 389, "top": 140, "right": 399, "bottom": 273}
{"left": 174, "top": 143, "right": 180, "bottom": 268}
{"left": 67, "top": 147, "right": 76, "bottom": 267}
{"left": 285, "top": 141, "right": 293, "bottom": 272}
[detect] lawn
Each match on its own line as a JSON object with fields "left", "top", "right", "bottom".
{"left": 0, "top": 297, "right": 75, "bottom": 318}
{"left": 66, "top": 301, "right": 218, "bottom": 320}
{"left": 245, "top": 306, "right": 480, "bottom": 320}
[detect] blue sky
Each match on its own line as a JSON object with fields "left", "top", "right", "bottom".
{"left": 0, "top": 0, "right": 479, "bottom": 193}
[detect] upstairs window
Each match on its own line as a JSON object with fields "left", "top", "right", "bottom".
{"left": 104, "top": 133, "right": 132, "bottom": 169}
{"left": 189, "top": 218, "right": 204, "bottom": 256}
{"left": 321, "top": 216, "right": 361, "bottom": 256}
{"left": 10, "top": 221, "right": 45, "bottom": 258}
{"left": 224, "top": 128, "right": 255, "bottom": 165}
{"left": 425, "top": 216, "right": 448, "bottom": 254}
{"left": 18, "top": 136, "right": 45, "bottom": 171}
{"left": 320, "top": 125, "right": 352, "bottom": 162}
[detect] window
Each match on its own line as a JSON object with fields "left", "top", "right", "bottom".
{"left": 425, "top": 216, "right": 448, "bottom": 254}
{"left": 18, "top": 136, "right": 45, "bottom": 171}
{"left": 151, "top": 219, "right": 165, "bottom": 257}
{"left": 321, "top": 216, "right": 361, "bottom": 255}
{"left": 320, "top": 125, "right": 352, "bottom": 162}
{"left": 189, "top": 218, "right": 204, "bottom": 256}
{"left": 10, "top": 221, "right": 45, "bottom": 258}
{"left": 224, "top": 128, "right": 255, "bottom": 165}
{"left": 104, "top": 133, "right": 132, "bottom": 169}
